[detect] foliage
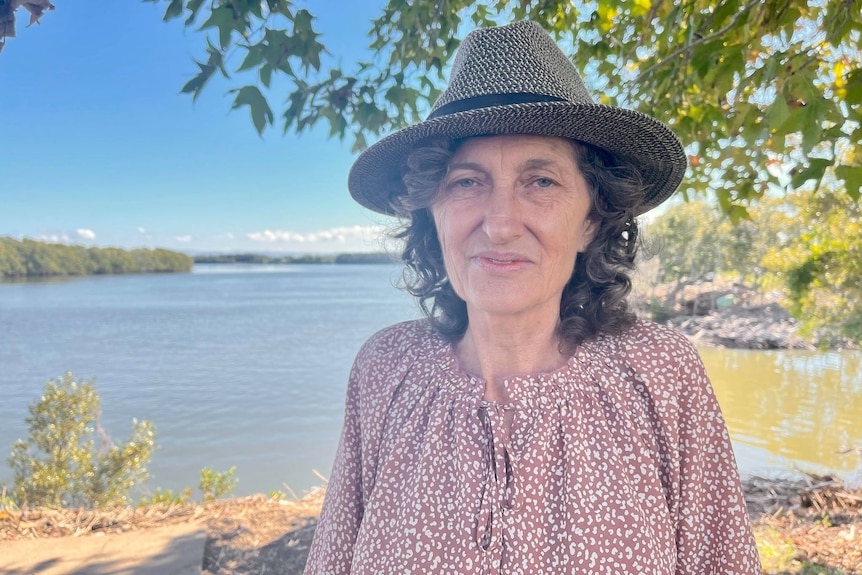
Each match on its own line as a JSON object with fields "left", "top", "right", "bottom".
{"left": 139, "top": 486, "right": 193, "bottom": 506}
{"left": 0, "top": 237, "right": 193, "bottom": 279}
{"left": 194, "top": 253, "right": 335, "bottom": 264}
{"left": 646, "top": 185, "right": 861, "bottom": 345}
{"left": 199, "top": 466, "right": 238, "bottom": 502}
{"left": 0, "top": 0, "right": 54, "bottom": 54}
{"left": 645, "top": 201, "right": 722, "bottom": 283}
{"left": 333, "top": 252, "right": 395, "bottom": 264}
{"left": 144, "top": 0, "right": 861, "bottom": 217}
{"left": 761, "top": 182, "right": 862, "bottom": 344}
{"left": 193, "top": 252, "right": 394, "bottom": 264}
{"left": 137, "top": 467, "right": 238, "bottom": 506}
{"left": 8, "top": 372, "right": 157, "bottom": 508}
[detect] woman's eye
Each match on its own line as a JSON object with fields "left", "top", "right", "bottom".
{"left": 534, "top": 178, "right": 554, "bottom": 188}
{"left": 456, "top": 178, "right": 477, "bottom": 187}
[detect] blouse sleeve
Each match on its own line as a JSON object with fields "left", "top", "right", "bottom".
{"left": 673, "top": 344, "right": 762, "bottom": 575}
{"left": 303, "top": 321, "right": 424, "bottom": 574}
{"left": 303, "top": 361, "right": 364, "bottom": 575}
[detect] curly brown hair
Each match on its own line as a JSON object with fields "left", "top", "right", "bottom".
{"left": 394, "top": 137, "right": 646, "bottom": 353}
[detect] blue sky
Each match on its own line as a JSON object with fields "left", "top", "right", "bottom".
{"left": 0, "top": 1, "right": 403, "bottom": 254}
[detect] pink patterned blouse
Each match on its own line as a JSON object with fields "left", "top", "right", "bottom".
{"left": 304, "top": 319, "right": 762, "bottom": 574}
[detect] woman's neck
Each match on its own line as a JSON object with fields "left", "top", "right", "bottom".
{"left": 454, "top": 309, "right": 567, "bottom": 401}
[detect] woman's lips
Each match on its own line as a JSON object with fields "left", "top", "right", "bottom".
{"left": 472, "top": 253, "right": 530, "bottom": 272}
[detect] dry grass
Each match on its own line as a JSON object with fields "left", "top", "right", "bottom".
{"left": 747, "top": 474, "right": 862, "bottom": 574}
{"left": 2, "top": 476, "right": 861, "bottom": 574}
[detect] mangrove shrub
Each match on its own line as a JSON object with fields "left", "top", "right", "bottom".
{"left": 8, "top": 372, "right": 157, "bottom": 508}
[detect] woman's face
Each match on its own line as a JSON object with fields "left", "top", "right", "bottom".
{"left": 430, "top": 134, "right": 596, "bottom": 322}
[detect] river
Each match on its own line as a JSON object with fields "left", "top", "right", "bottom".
{"left": 1, "top": 264, "right": 859, "bottom": 498}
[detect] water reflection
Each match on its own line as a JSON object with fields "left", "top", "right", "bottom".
{"left": 700, "top": 348, "right": 862, "bottom": 475}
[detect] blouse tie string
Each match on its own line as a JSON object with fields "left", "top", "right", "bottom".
{"left": 475, "top": 404, "right": 517, "bottom": 556}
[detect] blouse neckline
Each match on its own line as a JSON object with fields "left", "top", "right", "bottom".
{"left": 428, "top": 329, "right": 601, "bottom": 404}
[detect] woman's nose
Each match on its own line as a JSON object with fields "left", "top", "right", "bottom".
{"left": 481, "top": 188, "right": 523, "bottom": 243}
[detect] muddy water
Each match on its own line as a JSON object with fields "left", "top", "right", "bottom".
{"left": 701, "top": 348, "right": 862, "bottom": 480}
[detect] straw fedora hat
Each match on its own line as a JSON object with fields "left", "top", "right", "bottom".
{"left": 348, "top": 20, "right": 687, "bottom": 216}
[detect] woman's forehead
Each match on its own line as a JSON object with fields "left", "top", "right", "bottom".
{"left": 450, "top": 134, "right": 580, "bottom": 167}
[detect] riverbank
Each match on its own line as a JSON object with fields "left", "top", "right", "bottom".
{"left": 2, "top": 475, "right": 860, "bottom": 574}
{"left": 633, "top": 279, "right": 859, "bottom": 351}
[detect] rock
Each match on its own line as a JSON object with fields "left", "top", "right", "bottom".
{"left": 666, "top": 302, "right": 815, "bottom": 350}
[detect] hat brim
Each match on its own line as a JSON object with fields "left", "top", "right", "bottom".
{"left": 348, "top": 101, "right": 686, "bottom": 216}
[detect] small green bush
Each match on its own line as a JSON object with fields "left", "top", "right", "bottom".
{"left": 139, "top": 487, "right": 193, "bottom": 506}
{"left": 7, "top": 372, "right": 156, "bottom": 508}
{"left": 199, "top": 466, "right": 238, "bottom": 502}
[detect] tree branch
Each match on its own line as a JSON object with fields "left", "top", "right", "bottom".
{"left": 632, "top": 0, "right": 761, "bottom": 84}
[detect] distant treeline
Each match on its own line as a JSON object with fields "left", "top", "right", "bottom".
{"left": 194, "top": 252, "right": 395, "bottom": 265}
{"left": 0, "top": 238, "right": 193, "bottom": 279}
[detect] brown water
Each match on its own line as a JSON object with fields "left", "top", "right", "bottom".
{"left": 701, "top": 348, "right": 862, "bottom": 480}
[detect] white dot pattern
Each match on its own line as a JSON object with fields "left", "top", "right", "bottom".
{"left": 304, "top": 319, "right": 762, "bottom": 574}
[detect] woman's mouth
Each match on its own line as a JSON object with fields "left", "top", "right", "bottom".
{"left": 474, "top": 254, "right": 529, "bottom": 271}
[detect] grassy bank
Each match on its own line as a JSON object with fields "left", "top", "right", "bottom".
{"left": 2, "top": 475, "right": 861, "bottom": 574}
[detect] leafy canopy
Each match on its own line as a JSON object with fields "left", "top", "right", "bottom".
{"left": 144, "top": 0, "right": 861, "bottom": 217}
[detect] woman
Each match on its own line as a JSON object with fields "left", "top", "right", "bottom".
{"left": 305, "top": 21, "right": 761, "bottom": 575}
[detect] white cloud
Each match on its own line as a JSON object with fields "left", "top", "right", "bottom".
{"left": 76, "top": 228, "right": 96, "bottom": 240}
{"left": 34, "top": 233, "right": 71, "bottom": 244}
{"left": 137, "top": 226, "right": 147, "bottom": 234}
{"left": 175, "top": 235, "right": 193, "bottom": 243}
{"left": 247, "top": 225, "right": 386, "bottom": 246}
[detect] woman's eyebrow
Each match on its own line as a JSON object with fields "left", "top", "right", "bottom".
{"left": 518, "top": 158, "right": 559, "bottom": 171}
{"left": 448, "top": 161, "right": 486, "bottom": 171}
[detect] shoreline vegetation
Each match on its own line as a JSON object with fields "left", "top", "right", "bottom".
{"left": 0, "top": 238, "right": 193, "bottom": 280}
{"left": 2, "top": 474, "right": 860, "bottom": 574}
{"left": 0, "top": 237, "right": 396, "bottom": 281}
{"left": 193, "top": 252, "right": 396, "bottom": 265}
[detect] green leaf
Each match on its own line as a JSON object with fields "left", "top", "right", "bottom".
{"left": 180, "top": 61, "right": 215, "bottom": 100}
{"left": 835, "top": 166, "right": 862, "bottom": 201}
{"left": 260, "top": 64, "right": 273, "bottom": 88}
{"left": 238, "top": 45, "right": 264, "bottom": 72}
{"left": 184, "top": 0, "right": 205, "bottom": 26}
{"left": 727, "top": 204, "right": 751, "bottom": 226}
{"left": 163, "top": 0, "right": 184, "bottom": 22}
{"left": 710, "top": 0, "right": 740, "bottom": 30}
{"left": 266, "top": 0, "right": 292, "bottom": 19}
{"left": 767, "top": 92, "right": 791, "bottom": 129}
{"left": 230, "top": 86, "right": 274, "bottom": 136}
{"left": 247, "top": 0, "right": 263, "bottom": 20}
{"left": 716, "top": 188, "right": 733, "bottom": 214}
{"left": 800, "top": 102, "right": 824, "bottom": 155}
{"left": 351, "top": 131, "right": 368, "bottom": 154}
{"left": 690, "top": 40, "right": 722, "bottom": 78}
{"left": 200, "top": 6, "right": 236, "bottom": 50}
{"left": 845, "top": 69, "right": 862, "bottom": 106}
{"left": 293, "top": 9, "right": 315, "bottom": 34}
{"left": 179, "top": 41, "right": 226, "bottom": 101}
{"left": 790, "top": 158, "right": 831, "bottom": 190}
